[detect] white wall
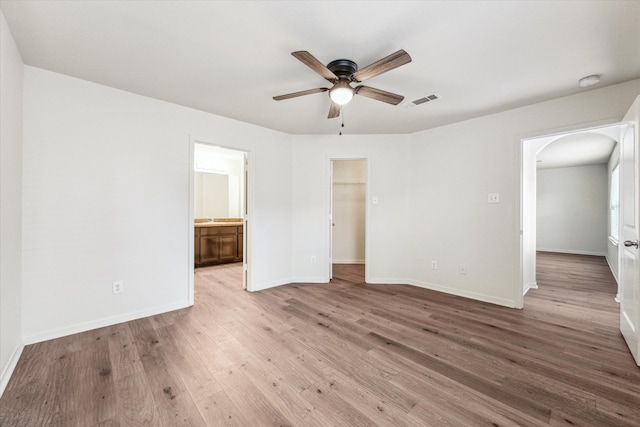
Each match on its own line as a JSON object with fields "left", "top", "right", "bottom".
{"left": 607, "top": 143, "right": 620, "bottom": 281}
{"left": 22, "top": 66, "right": 293, "bottom": 343}
{"left": 406, "top": 116, "right": 518, "bottom": 307}
{"left": 291, "top": 135, "right": 411, "bottom": 283}
{"left": 521, "top": 137, "right": 547, "bottom": 294}
{"left": 332, "top": 160, "right": 366, "bottom": 264}
{"left": 12, "top": 59, "right": 640, "bottom": 356}
{"left": 405, "top": 79, "right": 640, "bottom": 307}
{"left": 537, "top": 165, "right": 608, "bottom": 255}
{"left": 0, "top": 9, "right": 24, "bottom": 396}
{"left": 288, "top": 80, "right": 640, "bottom": 306}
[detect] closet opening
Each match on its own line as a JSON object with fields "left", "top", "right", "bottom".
{"left": 329, "top": 159, "right": 368, "bottom": 284}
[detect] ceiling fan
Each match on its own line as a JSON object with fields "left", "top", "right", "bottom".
{"left": 273, "top": 49, "right": 412, "bottom": 119}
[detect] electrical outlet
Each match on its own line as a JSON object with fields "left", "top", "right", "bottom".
{"left": 488, "top": 193, "right": 500, "bottom": 204}
{"left": 112, "top": 280, "right": 123, "bottom": 294}
{"left": 431, "top": 260, "right": 437, "bottom": 270}
{"left": 310, "top": 256, "right": 317, "bottom": 264}
{"left": 458, "top": 264, "right": 467, "bottom": 275}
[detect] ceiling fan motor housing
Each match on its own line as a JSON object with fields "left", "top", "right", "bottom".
{"left": 327, "top": 59, "right": 358, "bottom": 80}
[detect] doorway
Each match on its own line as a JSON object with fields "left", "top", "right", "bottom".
{"left": 519, "top": 123, "right": 625, "bottom": 308}
{"left": 330, "top": 159, "right": 368, "bottom": 283}
{"left": 189, "top": 138, "right": 250, "bottom": 304}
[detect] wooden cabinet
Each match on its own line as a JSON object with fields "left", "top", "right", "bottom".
{"left": 195, "top": 224, "right": 243, "bottom": 267}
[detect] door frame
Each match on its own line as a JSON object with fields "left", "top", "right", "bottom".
{"left": 327, "top": 155, "right": 371, "bottom": 283}
{"left": 189, "top": 136, "right": 252, "bottom": 305}
{"left": 516, "top": 119, "right": 623, "bottom": 309}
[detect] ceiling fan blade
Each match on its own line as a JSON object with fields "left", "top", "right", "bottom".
{"left": 351, "top": 49, "right": 412, "bottom": 82}
{"left": 292, "top": 51, "right": 338, "bottom": 82}
{"left": 328, "top": 101, "right": 341, "bottom": 119}
{"left": 273, "top": 87, "right": 328, "bottom": 101}
{"left": 355, "top": 86, "right": 404, "bottom": 105}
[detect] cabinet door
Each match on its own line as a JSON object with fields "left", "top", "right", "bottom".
{"left": 200, "top": 235, "right": 220, "bottom": 265}
{"left": 238, "top": 227, "right": 244, "bottom": 261}
{"left": 219, "top": 234, "right": 237, "bottom": 262}
{"left": 218, "top": 226, "right": 237, "bottom": 263}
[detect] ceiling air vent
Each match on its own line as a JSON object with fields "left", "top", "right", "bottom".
{"left": 412, "top": 94, "right": 440, "bottom": 105}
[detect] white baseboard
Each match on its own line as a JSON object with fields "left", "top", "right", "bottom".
{"left": 606, "top": 256, "right": 621, "bottom": 303}
{"left": 537, "top": 248, "right": 606, "bottom": 256}
{"left": 524, "top": 281, "right": 538, "bottom": 295}
{"left": 251, "top": 277, "right": 319, "bottom": 291}
{"left": 250, "top": 275, "right": 517, "bottom": 311}
{"left": 0, "top": 343, "right": 24, "bottom": 398}
{"left": 23, "top": 300, "right": 191, "bottom": 345}
{"left": 605, "top": 256, "right": 619, "bottom": 284}
{"left": 333, "top": 259, "right": 365, "bottom": 264}
{"left": 365, "top": 277, "right": 516, "bottom": 308}
{"left": 366, "top": 277, "right": 412, "bottom": 285}
{"left": 406, "top": 279, "right": 517, "bottom": 308}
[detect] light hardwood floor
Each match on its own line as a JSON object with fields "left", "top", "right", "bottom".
{"left": 1, "top": 253, "right": 639, "bottom": 426}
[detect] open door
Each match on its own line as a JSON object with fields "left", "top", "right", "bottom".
{"left": 243, "top": 152, "right": 249, "bottom": 290}
{"left": 329, "top": 161, "right": 334, "bottom": 280}
{"left": 620, "top": 96, "right": 640, "bottom": 365}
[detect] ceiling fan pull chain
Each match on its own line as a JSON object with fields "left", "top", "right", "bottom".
{"left": 339, "top": 109, "right": 345, "bottom": 135}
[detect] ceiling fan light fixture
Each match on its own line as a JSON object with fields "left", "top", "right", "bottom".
{"left": 329, "top": 80, "right": 354, "bottom": 105}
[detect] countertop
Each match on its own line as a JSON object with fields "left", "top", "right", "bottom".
{"left": 195, "top": 221, "right": 243, "bottom": 228}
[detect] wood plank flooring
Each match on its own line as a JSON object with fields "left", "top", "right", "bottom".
{"left": 1, "top": 253, "right": 639, "bottom": 426}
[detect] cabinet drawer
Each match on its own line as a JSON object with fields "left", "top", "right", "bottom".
{"left": 200, "top": 226, "right": 237, "bottom": 236}
{"left": 200, "top": 227, "right": 221, "bottom": 236}
{"left": 219, "top": 226, "right": 237, "bottom": 236}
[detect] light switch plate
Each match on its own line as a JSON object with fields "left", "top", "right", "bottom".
{"left": 488, "top": 193, "right": 500, "bottom": 204}
{"left": 112, "top": 280, "right": 123, "bottom": 294}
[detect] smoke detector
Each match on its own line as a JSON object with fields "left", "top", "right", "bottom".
{"left": 578, "top": 75, "right": 600, "bottom": 88}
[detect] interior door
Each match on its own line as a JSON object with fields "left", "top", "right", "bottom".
{"left": 243, "top": 152, "right": 249, "bottom": 290}
{"left": 620, "top": 96, "right": 640, "bottom": 365}
{"left": 329, "top": 160, "right": 334, "bottom": 280}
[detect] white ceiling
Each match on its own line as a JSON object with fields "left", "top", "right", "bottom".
{"left": 536, "top": 131, "right": 616, "bottom": 170}
{"left": 2, "top": 1, "right": 639, "bottom": 137}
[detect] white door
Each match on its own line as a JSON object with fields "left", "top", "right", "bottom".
{"left": 243, "top": 152, "right": 249, "bottom": 290}
{"left": 620, "top": 96, "right": 640, "bottom": 365}
{"left": 329, "top": 161, "right": 334, "bottom": 280}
